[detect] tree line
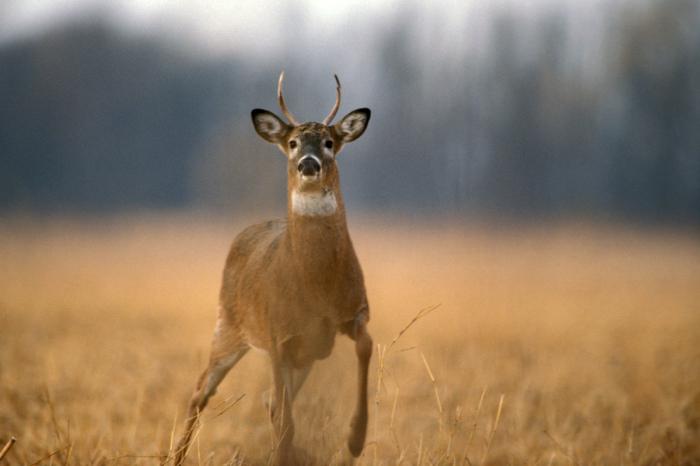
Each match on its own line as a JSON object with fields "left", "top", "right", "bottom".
{"left": 0, "top": 0, "right": 698, "bottom": 223}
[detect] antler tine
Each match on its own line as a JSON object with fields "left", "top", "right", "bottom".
{"left": 277, "top": 71, "right": 300, "bottom": 126}
{"left": 322, "top": 74, "right": 342, "bottom": 126}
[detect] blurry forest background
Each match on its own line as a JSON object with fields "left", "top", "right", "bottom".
{"left": 0, "top": 0, "right": 699, "bottom": 222}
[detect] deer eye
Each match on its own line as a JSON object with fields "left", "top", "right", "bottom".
{"left": 324, "top": 140, "right": 333, "bottom": 149}
{"left": 289, "top": 140, "right": 297, "bottom": 149}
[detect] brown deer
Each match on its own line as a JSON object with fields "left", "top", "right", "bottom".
{"left": 173, "top": 72, "right": 373, "bottom": 466}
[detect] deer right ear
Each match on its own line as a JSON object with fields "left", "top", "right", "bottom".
{"left": 334, "top": 108, "right": 371, "bottom": 143}
{"left": 251, "top": 109, "right": 291, "bottom": 144}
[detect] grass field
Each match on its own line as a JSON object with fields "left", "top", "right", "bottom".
{"left": 1, "top": 214, "right": 699, "bottom": 465}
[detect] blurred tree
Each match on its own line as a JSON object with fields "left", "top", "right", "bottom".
{"left": 607, "top": 0, "right": 700, "bottom": 221}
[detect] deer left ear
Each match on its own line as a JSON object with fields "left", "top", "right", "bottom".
{"left": 334, "top": 108, "right": 371, "bottom": 143}
{"left": 251, "top": 109, "right": 291, "bottom": 144}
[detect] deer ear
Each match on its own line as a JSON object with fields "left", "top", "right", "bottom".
{"left": 334, "top": 108, "right": 371, "bottom": 143}
{"left": 251, "top": 109, "right": 291, "bottom": 143}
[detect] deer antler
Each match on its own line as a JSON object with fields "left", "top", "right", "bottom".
{"left": 322, "top": 74, "right": 341, "bottom": 126}
{"left": 277, "top": 71, "right": 300, "bottom": 126}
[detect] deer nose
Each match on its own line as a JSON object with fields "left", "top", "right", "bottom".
{"left": 298, "top": 156, "right": 321, "bottom": 176}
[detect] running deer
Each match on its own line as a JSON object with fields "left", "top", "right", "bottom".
{"left": 173, "top": 73, "right": 373, "bottom": 465}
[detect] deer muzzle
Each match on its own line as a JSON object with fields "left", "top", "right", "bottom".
{"left": 298, "top": 155, "right": 321, "bottom": 178}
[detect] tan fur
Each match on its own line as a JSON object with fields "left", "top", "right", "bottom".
{"left": 174, "top": 77, "right": 372, "bottom": 465}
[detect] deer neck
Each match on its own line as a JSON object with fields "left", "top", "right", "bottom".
{"left": 285, "top": 183, "right": 352, "bottom": 270}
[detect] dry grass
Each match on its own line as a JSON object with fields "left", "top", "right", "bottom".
{"left": 1, "top": 214, "right": 699, "bottom": 465}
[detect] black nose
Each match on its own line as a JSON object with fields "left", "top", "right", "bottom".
{"left": 298, "top": 157, "right": 321, "bottom": 176}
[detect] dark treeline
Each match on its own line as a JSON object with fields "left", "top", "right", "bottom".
{"left": 0, "top": 21, "right": 241, "bottom": 211}
{"left": 0, "top": 0, "right": 698, "bottom": 222}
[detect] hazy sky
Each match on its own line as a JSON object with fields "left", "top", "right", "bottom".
{"left": 0, "top": 0, "right": 401, "bottom": 55}
{"left": 0, "top": 0, "right": 621, "bottom": 58}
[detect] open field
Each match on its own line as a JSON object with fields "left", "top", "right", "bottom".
{"left": 1, "top": 215, "right": 699, "bottom": 465}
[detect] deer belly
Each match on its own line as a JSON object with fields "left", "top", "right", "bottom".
{"left": 282, "top": 317, "right": 337, "bottom": 367}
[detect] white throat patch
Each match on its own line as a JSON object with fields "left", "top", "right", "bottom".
{"left": 291, "top": 191, "right": 338, "bottom": 217}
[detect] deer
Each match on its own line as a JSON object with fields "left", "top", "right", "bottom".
{"left": 173, "top": 72, "right": 373, "bottom": 466}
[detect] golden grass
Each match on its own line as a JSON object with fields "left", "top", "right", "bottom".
{"left": 1, "top": 214, "right": 699, "bottom": 465}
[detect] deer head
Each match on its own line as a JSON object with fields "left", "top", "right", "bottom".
{"left": 251, "top": 72, "right": 371, "bottom": 200}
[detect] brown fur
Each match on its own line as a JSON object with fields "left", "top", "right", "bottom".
{"left": 174, "top": 87, "right": 372, "bottom": 465}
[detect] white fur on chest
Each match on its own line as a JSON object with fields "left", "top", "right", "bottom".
{"left": 291, "top": 191, "right": 338, "bottom": 217}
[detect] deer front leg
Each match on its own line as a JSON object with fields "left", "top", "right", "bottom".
{"left": 270, "top": 356, "right": 296, "bottom": 465}
{"left": 348, "top": 317, "right": 373, "bottom": 457}
{"left": 264, "top": 364, "right": 313, "bottom": 418}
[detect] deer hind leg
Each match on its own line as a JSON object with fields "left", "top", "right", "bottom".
{"left": 347, "top": 317, "right": 373, "bottom": 457}
{"left": 173, "top": 338, "right": 248, "bottom": 466}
